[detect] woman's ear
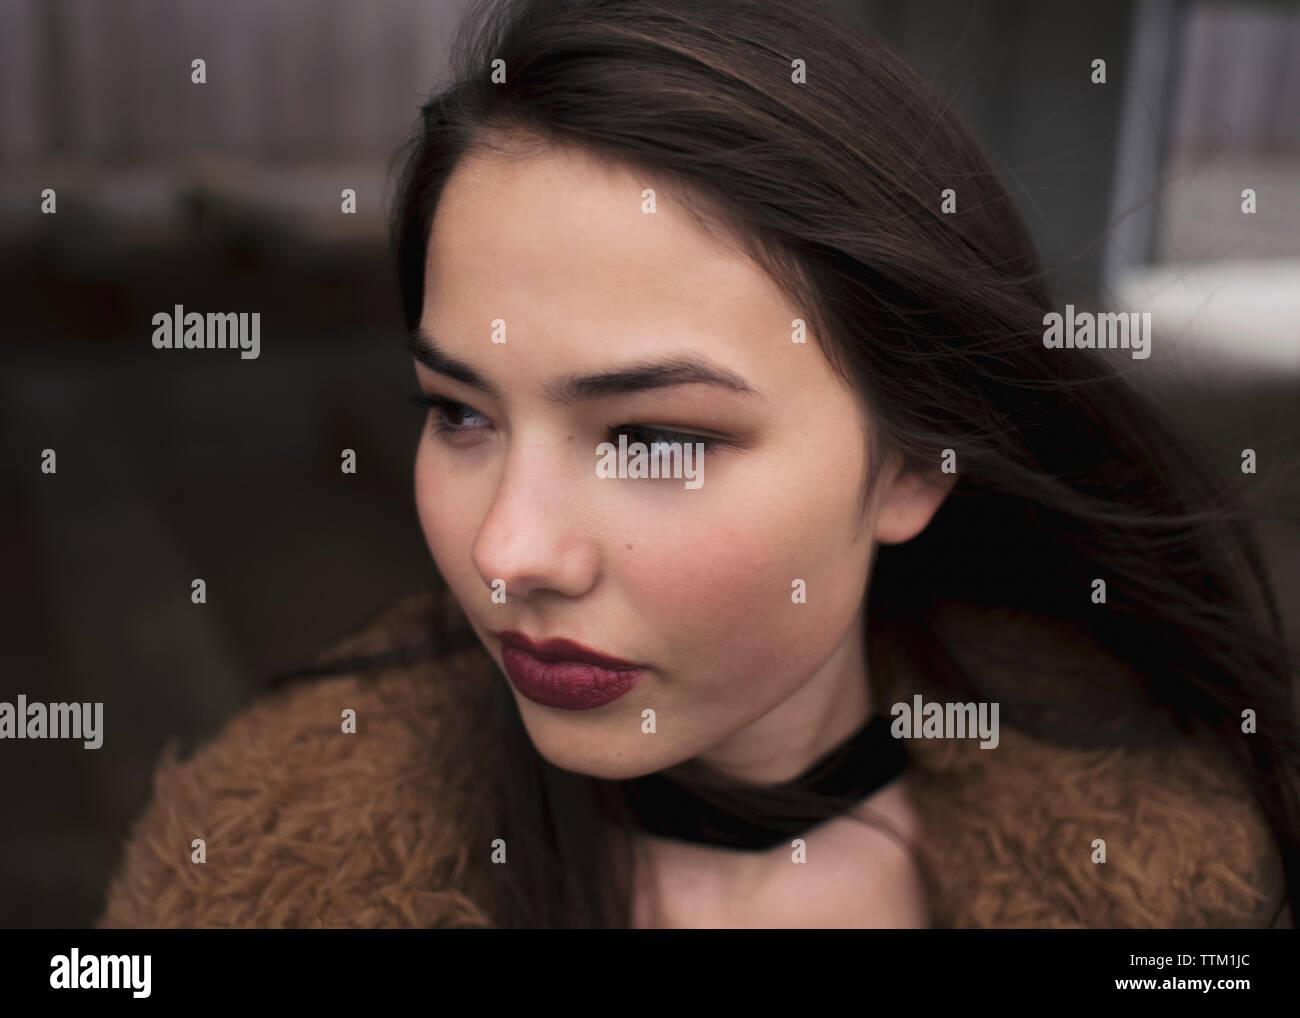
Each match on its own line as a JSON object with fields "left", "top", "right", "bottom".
{"left": 872, "top": 456, "right": 958, "bottom": 546}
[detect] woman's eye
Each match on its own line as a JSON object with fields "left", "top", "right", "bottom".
{"left": 408, "top": 394, "right": 719, "bottom": 454}
{"left": 609, "top": 424, "right": 712, "bottom": 452}
{"left": 408, "top": 392, "right": 491, "bottom": 440}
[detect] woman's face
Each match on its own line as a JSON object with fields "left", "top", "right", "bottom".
{"left": 413, "top": 138, "right": 949, "bottom": 783}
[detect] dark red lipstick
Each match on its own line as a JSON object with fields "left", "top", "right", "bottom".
{"left": 493, "top": 631, "right": 642, "bottom": 710}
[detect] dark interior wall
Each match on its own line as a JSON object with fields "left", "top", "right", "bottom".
{"left": 828, "top": 0, "right": 1139, "bottom": 300}
{"left": 2, "top": 0, "right": 468, "bottom": 927}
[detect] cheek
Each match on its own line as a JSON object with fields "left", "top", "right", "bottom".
{"left": 620, "top": 453, "right": 872, "bottom": 683}
{"left": 413, "top": 438, "right": 477, "bottom": 582}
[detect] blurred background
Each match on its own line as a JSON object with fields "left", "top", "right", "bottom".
{"left": 1, "top": 0, "right": 1297, "bottom": 927}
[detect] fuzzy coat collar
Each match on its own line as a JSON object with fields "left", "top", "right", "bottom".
{"left": 98, "top": 590, "right": 1290, "bottom": 928}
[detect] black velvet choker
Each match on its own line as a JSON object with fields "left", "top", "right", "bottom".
{"left": 620, "top": 713, "right": 908, "bottom": 851}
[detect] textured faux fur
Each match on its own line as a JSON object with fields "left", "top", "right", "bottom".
{"left": 96, "top": 590, "right": 1291, "bottom": 928}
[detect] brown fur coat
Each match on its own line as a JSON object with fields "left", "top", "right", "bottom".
{"left": 96, "top": 590, "right": 1291, "bottom": 928}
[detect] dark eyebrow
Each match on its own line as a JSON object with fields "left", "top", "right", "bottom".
{"left": 408, "top": 327, "right": 757, "bottom": 403}
{"left": 407, "top": 329, "right": 502, "bottom": 398}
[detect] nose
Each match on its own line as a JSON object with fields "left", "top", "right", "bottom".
{"left": 470, "top": 438, "right": 599, "bottom": 600}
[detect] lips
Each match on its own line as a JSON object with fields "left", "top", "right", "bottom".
{"left": 494, "top": 631, "right": 642, "bottom": 710}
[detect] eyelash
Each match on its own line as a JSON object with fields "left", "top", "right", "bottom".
{"left": 407, "top": 392, "right": 719, "bottom": 451}
{"left": 408, "top": 393, "right": 490, "bottom": 439}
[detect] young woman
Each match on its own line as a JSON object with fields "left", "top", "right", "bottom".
{"left": 99, "top": 0, "right": 1297, "bottom": 929}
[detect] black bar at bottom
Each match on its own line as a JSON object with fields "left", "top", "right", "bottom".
{"left": 0, "top": 928, "right": 1289, "bottom": 1005}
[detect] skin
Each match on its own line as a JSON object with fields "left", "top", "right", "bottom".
{"left": 412, "top": 134, "right": 953, "bottom": 926}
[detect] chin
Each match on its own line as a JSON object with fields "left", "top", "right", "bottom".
{"left": 517, "top": 711, "right": 683, "bottom": 782}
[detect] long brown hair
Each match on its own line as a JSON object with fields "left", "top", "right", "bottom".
{"left": 358, "top": 0, "right": 1299, "bottom": 926}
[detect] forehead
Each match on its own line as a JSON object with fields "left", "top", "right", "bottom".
{"left": 422, "top": 142, "right": 797, "bottom": 356}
